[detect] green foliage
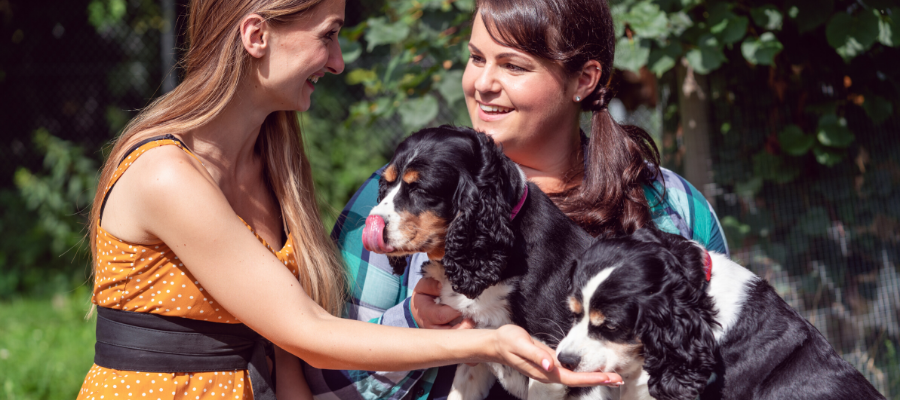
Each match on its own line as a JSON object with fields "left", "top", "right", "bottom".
{"left": 816, "top": 114, "right": 855, "bottom": 148}
{"left": 777, "top": 125, "right": 815, "bottom": 156}
{"left": 87, "top": 0, "right": 126, "bottom": 30}
{"left": 339, "top": 0, "right": 473, "bottom": 132}
{"left": 740, "top": 32, "right": 783, "bottom": 65}
{"left": 0, "top": 130, "right": 96, "bottom": 298}
{"left": 612, "top": 0, "right": 899, "bottom": 167}
{"left": 0, "top": 289, "right": 95, "bottom": 400}
{"left": 826, "top": 10, "right": 880, "bottom": 62}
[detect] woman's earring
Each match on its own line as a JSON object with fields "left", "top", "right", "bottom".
{"left": 575, "top": 96, "right": 581, "bottom": 102}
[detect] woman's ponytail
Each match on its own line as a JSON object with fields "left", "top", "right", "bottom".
{"left": 550, "top": 85, "right": 662, "bottom": 238}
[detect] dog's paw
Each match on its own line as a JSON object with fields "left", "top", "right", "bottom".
{"left": 527, "top": 378, "right": 566, "bottom": 400}
{"left": 450, "top": 364, "right": 496, "bottom": 400}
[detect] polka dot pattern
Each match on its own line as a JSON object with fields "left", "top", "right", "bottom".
{"left": 79, "top": 140, "right": 301, "bottom": 400}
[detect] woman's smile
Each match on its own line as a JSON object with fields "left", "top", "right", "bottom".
{"left": 477, "top": 101, "right": 515, "bottom": 121}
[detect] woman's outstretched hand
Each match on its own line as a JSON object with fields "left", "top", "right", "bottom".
{"left": 492, "top": 325, "right": 623, "bottom": 387}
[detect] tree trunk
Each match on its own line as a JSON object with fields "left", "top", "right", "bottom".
{"left": 676, "top": 58, "right": 713, "bottom": 202}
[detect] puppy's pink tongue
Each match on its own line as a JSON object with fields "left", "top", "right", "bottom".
{"left": 363, "top": 215, "right": 394, "bottom": 253}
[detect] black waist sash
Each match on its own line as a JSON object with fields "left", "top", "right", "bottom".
{"left": 94, "top": 307, "right": 275, "bottom": 400}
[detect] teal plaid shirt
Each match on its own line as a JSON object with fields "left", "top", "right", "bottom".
{"left": 302, "top": 165, "right": 729, "bottom": 400}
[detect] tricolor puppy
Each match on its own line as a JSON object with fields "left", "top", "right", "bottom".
{"left": 557, "top": 227, "right": 885, "bottom": 400}
{"left": 363, "top": 126, "right": 597, "bottom": 400}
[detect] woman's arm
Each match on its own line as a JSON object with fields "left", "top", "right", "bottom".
{"left": 123, "top": 146, "right": 616, "bottom": 385}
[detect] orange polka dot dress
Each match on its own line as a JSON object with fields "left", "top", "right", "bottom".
{"left": 78, "top": 138, "right": 301, "bottom": 400}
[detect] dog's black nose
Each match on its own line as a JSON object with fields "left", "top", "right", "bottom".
{"left": 558, "top": 352, "right": 581, "bottom": 371}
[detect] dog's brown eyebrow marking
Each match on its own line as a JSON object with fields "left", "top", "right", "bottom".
{"left": 590, "top": 310, "right": 605, "bottom": 326}
{"left": 403, "top": 169, "right": 420, "bottom": 184}
{"left": 383, "top": 165, "right": 398, "bottom": 182}
{"left": 568, "top": 297, "right": 582, "bottom": 314}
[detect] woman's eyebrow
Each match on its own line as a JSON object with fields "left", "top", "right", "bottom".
{"left": 468, "top": 43, "right": 529, "bottom": 62}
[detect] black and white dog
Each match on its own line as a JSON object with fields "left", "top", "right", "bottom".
{"left": 362, "top": 126, "right": 596, "bottom": 399}
{"left": 557, "top": 227, "right": 885, "bottom": 400}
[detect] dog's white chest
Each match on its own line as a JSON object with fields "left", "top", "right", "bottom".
{"left": 422, "top": 262, "right": 514, "bottom": 328}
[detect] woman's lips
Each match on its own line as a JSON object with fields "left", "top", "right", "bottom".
{"left": 476, "top": 102, "right": 514, "bottom": 122}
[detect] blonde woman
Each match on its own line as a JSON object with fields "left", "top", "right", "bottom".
{"left": 76, "top": 0, "right": 621, "bottom": 399}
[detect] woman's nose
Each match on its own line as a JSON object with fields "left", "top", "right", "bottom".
{"left": 327, "top": 40, "right": 345, "bottom": 75}
{"left": 473, "top": 65, "right": 499, "bottom": 94}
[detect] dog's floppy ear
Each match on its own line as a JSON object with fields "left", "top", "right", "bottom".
{"left": 637, "top": 248, "right": 718, "bottom": 400}
{"left": 441, "top": 131, "right": 516, "bottom": 299}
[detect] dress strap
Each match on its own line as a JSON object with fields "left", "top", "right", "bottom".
{"left": 98, "top": 134, "right": 199, "bottom": 225}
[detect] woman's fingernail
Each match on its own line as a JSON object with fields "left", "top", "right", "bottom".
{"left": 542, "top": 359, "right": 551, "bottom": 371}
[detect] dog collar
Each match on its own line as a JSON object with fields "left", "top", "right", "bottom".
{"left": 701, "top": 251, "right": 712, "bottom": 291}
{"left": 510, "top": 184, "right": 528, "bottom": 220}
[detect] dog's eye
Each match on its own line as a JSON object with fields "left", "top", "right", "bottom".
{"left": 603, "top": 322, "right": 619, "bottom": 331}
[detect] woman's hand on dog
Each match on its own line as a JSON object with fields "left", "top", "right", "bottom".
{"left": 492, "top": 325, "right": 624, "bottom": 387}
{"left": 411, "top": 278, "right": 475, "bottom": 329}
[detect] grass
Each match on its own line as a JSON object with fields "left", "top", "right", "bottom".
{"left": 0, "top": 287, "right": 95, "bottom": 400}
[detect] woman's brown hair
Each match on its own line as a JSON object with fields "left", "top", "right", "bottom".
{"left": 476, "top": 0, "right": 662, "bottom": 238}
{"left": 89, "top": 0, "right": 346, "bottom": 316}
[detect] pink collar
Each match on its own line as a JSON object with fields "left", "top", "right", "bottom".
{"left": 703, "top": 251, "right": 712, "bottom": 282}
{"left": 510, "top": 184, "right": 528, "bottom": 220}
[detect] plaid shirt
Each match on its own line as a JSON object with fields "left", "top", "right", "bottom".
{"left": 302, "top": 165, "right": 729, "bottom": 400}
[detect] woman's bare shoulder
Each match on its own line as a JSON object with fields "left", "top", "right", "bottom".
{"left": 101, "top": 143, "right": 218, "bottom": 244}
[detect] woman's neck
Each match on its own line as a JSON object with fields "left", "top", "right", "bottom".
{"left": 180, "top": 81, "right": 272, "bottom": 185}
{"left": 509, "top": 126, "right": 583, "bottom": 195}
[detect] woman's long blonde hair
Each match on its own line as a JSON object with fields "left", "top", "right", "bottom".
{"left": 89, "top": 0, "right": 346, "bottom": 316}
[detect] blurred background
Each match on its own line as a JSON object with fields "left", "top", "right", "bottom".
{"left": 1, "top": 0, "right": 898, "bottom": 398}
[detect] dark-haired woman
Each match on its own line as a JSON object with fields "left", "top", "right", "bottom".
{"left": 304, "top": 0, "right": 728, "bottom": 398}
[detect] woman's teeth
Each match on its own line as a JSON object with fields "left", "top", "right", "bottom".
{"left": 479, "top": 104, "right": 513, "bottom": 113}
{"left": 307, "top": 76, "right": 319, "bottom": 84}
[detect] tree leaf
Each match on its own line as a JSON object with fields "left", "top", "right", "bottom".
{"left": 861, "top": 94, "right": 894, "bottom": 125}
{"left": 365, "top": 17, "right": 410, "bottom": 52}
{"left": 710, "top": 15, "right": 748, "bottom": 45}
{"left": 622, "top": 1, "right": 669, "bottom": 38}
{"left": 786, "top": 0, "right": 834, "bottom": 33}
{"left": 741, "top": 32, "right": 784, "bottom": 65}
{"left": 816, "top": 114, "right": 855, "bottom": 148}
{"left": 614, "top": 37, "right": 651, "bottom": 73}
{"left": 648, "top": 42, "right": 682, "bottom": 77}
{"left": 813, "top": 145, "right": 845, "bottom": 166}
{"left": 668, "top": 11, "right": 693, "bottom": 37}
{"left": 437, "top": 70, "right": 465, "bottom": 106}
{"left": 778, "top": 124, "right": 815, "bottom": 155}
{"left": 826, "top": 11, "right": 880, "bottom": 62}
{"left": 751, "top": 6, "right": 784, "bottom": 31}
{"left": 339, "top": 37, "right": 362, "bottom": 64}
{"left": 878, "top": 8, "right": 900, "bottom": 47}
{"left": 455, "top": 0, "right": 475, "bottom": 12}
{"left": 398, "top": 95, "right": 439, "bottom": 130}
{"left": 685, "top": 34, "right": 726, "bottom": 74}
{"left": 612, "top": 3, "right": 628, "bottom": 38}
